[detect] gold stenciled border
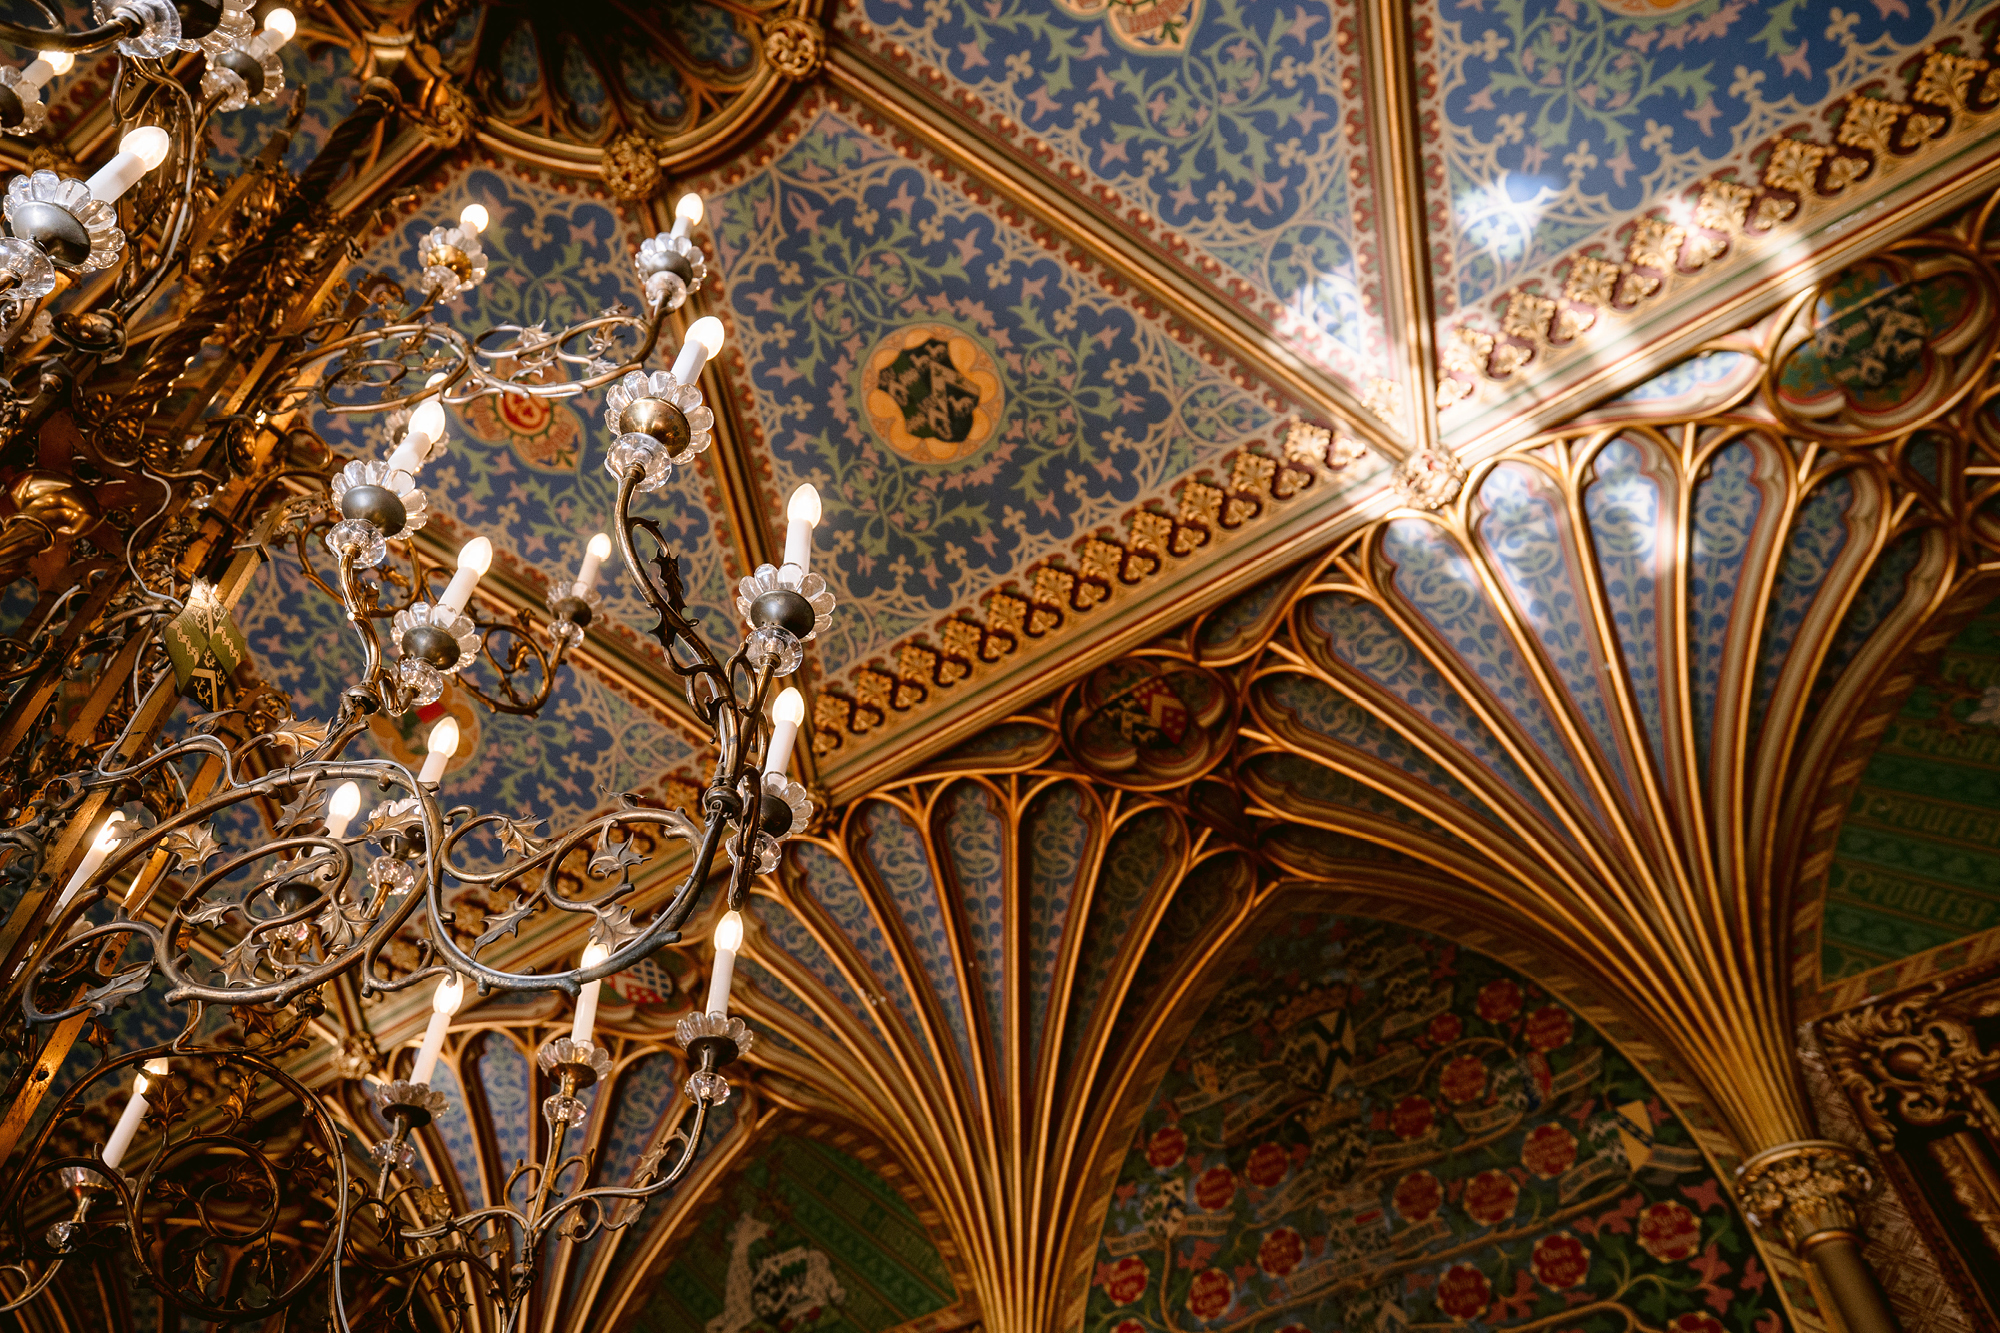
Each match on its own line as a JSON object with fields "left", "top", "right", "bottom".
{"left": 805, "top": 422, "right": 1369, "bottom": 757}
{"left": 1439, "top": 48, "right": 2000, "bottom": 417}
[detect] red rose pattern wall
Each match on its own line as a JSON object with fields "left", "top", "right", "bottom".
{"left": 1084, "top": 913, "right": 1787, "bottom": 1333}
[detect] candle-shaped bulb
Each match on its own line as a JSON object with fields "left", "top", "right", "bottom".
{"left": 56, "top": 817, "right": 125, "bottom": 911}
{"left": 458, "top": 203, "right": 489, "bottom": 235}
{"left": 408, "top": 398, "right": 446, "bottom": 446}
{"left": 326, "top": 781, "right": 362, "bottom": 839}
{"left": 787, "top": 483, "right": 822, "bottom": 526}
{"left": 457, "top": 536, "right": 492, "bottom": 575}
{"left": 766, "top": 687, "right": 806, "bottom": 777}
{"left": 705, "top": 911, "right": 743, "bottom": 1015}
{"left": 123, "top": 126, "right": 171, "bottom": 170}
{"left": 19, "top": 50, "right": 69, "bottom": 90}
{"left": 670, "top": 316, "right": 726, "bottom": 385}
{"left": 259, "top": 7, "right": 296, "bottom": 49}
{"left": 577, "top": 531, "right": 613, "bottom": 591}
{"left": 435, "top": 536, "right": 492, "bottom": 616}
{"left": 673, "top": 192, "right": 704, "bottom": 237}
{"left": 417, "top": 716, "right": 459, "bottom": 786}
{"left": 85, "top": 126, "right": 170, "bottom": 203}
{"left": 101, "top": 1059, "right": 167, "bottom": 1172}
{"left": 410, "top": 973, "right": 461, "bottom": 1085}
{"left": 385, "top": 396, "right": 448, "bottom": 476}
{"left": 780, "top": 483, "right": 820, "bottom": 586}
{"left": 569, "top": 941, "right": 612, "bottom": 1046}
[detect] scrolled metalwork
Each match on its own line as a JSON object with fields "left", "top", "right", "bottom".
{"left": 0, "top": 1038, "right": 349, "bottom": 1326}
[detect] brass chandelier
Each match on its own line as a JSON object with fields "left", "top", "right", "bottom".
{"left": 0, "top": 2, "right": 830, "bottom": 1326}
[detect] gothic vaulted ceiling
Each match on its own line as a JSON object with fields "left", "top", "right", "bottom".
{"left": 20, "top": 0, "right": 2000, "bottom": 1329}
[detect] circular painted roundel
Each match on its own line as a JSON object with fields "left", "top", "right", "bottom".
{"left": 861, "top": 324, "right": 1005, "bottom": 464}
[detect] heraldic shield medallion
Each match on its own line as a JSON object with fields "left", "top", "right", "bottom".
{"left": 861, "top": 323, "right": 1004, "bottom": 464}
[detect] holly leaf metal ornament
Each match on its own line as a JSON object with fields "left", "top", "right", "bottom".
{"left": 275, "top": 782, "right": 326, "bottom": 834}
{"left": 656, "top": 547, "right": 689, "bottom": 619}
{"left": 182, "top": 894, "right": 235, "bottom": 929}
{"left": 474, "top": 894, "right": 536, "bottom": 952}
{"left": 80, "top": 962, "right": 152, "bottom": 1017}
{"left": 161, "top": 822, "right": 223, "bottom": 873}
{"left": 366, "top": 800, "right": 424, "bottom": 841}
{"left": 496, "top": 815, "right": 546, "bottom": 857}
{"left": 316, "top": 892, "right": 371, "bottom": 953}
{"left": 220, "top": 936, "right": 265, "bottom": 987}
{"left": 593, "top": 903, "right": 644, "bottom": 951}
{"left": 588, "top": 827, "right": 645, "bottom": 878}
{"left": 265, "top": 718, "right": 330, "bottom": 754}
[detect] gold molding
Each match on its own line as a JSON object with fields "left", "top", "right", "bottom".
{"left": 1354, "top": 0, "right": 1438, "bottom": 451}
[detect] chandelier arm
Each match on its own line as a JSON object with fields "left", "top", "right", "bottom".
{"left": 616, "top": 483, "right": 732, "bottom": 718}
{"left": 452, "top": 613, "right": 570, "bottom": 716}
{"left": 115, "top": 88, "right": 230, "bottom": 321}
{"left": 122, "top": 1050, "right": 349, "bottom": 1323}
{"left": 0, "top": 12, "right": 141, "bottom": 52}
{"left": 0, "top": 1256, "right": 64, "bottom": 1313}
{"left": 21, "top": 758, "right": 441, "bottom": 1017}
{"left": 654, "top": 806, "right": 734, "bottom": 938}
{"left": 424, "top": 804, "right": 718, "bottom": 992}
{"left": 524, "top": 1091, "right": 718, "bottom": 1247}
{"left": 331, "top": 542, "right": 417, "bottom": 717}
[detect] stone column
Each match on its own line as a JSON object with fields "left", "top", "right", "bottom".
{"left": 1737, "top": 1140, "right": 1899, "bottom": 1333}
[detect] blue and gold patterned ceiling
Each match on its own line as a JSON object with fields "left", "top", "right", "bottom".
{"left": 23, "top": 0, "right": 2000, "bottom": 1330}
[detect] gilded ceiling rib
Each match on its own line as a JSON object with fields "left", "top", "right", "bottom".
{"left": 1353, "top": 0, "right": 1438, "bottom": 452}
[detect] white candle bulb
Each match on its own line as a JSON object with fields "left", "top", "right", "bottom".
{"left": 55, "top": 818, "right": 124, "bottom": 911}
{"left": 670, "top": 315, "right": 726, "bottom": 385}
{"left": 458, "top": 202, "right": 489, "bottom": 236}
{"left": 254, "top": 7, "right": 296, "bottom": 56}
{"left": 417, "top": 715, "right": 459, "bottom": 786}
{"left": 101, "top": 1059, "right": 167, "bottom": 1171}
{"left": 577, "top": 532, "right": 612, "bottom": 591}
{"left": 410, "top": 973, "right": 462, "bottom": 1085}
{"left": 20, "top": 50, "right": 71, "bottom": 91}
{"left": 671, "top": 192, "right": 703, "bottom": 239}
{"left": 325, "top": 782, "right": 362, "bottom": 839}
{"left": 85, "top": 126, "right": 170, "bottom": 204}
{"left": 385, "top": 397, "right": 447, "bottom": 476}
{"left": 780, "top": 483, "right": 820, "bottom": 587}
{"left": 436, "top": 536, "right": 492, "bottom": 617}
{"left": 706, "top": 911, "right": 743, "bottom": 1015}
{"left": 569, "top": 942, "right": 611, "bottom": 1046}
{"left": 766, "top": 687, "right": 805, "bottom": 777}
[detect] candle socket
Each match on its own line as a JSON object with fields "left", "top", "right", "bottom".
{"left": 536, "top": 1036, "right": 611, "bottom": 1091}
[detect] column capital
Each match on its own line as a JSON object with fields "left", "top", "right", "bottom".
{"left": 1735, "top": 1140, "right": 1875, "bottom": 1252}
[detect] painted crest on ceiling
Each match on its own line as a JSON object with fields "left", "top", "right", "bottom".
{"left": 861, "top": 324, "right": 1005, "bottom": 464}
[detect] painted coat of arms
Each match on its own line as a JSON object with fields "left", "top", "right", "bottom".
{"left": 861, "top": 324, "right": 1004, "bottom": 464}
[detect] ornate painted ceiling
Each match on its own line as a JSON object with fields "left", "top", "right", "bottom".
{"left": 19, "top": 0, "right": 2000, "bottom": 1329}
